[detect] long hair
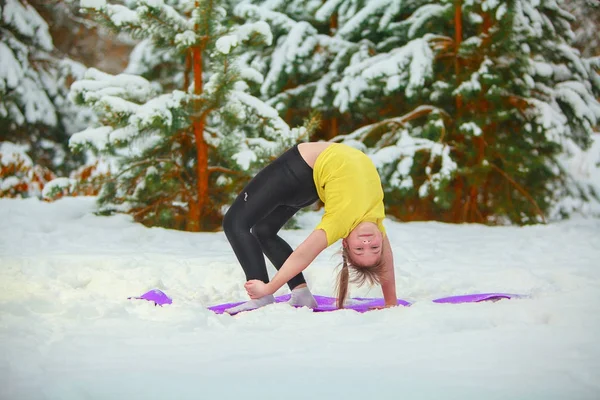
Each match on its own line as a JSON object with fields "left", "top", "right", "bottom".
{"left": 335, "top": 243, "right": 386, "bottom": 308}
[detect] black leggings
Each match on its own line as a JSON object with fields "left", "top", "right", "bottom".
{"left": 222, "top": 145, "right": 319, "bottom": 290}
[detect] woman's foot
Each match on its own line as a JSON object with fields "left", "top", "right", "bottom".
{"left": 288, "top": 286, "right": 318, "bottom": 309}
{"left": 224, "top": 294, "right": 275, "bottom": 315}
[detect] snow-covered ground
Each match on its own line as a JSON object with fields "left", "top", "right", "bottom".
{"left": 1, "top": 197, "right": 599, "bottom": 400}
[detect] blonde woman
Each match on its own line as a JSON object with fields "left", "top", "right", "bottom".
{"left": 222, "top": 142, "right": 397, "bottom": 314}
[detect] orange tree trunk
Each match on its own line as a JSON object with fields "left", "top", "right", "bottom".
{"left": 188, "top": 44, "right": 209, "bottom": 231}
{"left": 452, "top": 0, "right": 465, "bottom": 222}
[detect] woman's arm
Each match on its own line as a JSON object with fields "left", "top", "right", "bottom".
{"left": 245, "top": 229, "right": 328, "bottom": 298}
{"left": 380, "top": 234, "right": 397, "bottom": 306}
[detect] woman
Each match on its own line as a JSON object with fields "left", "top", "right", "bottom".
{"left": 222, "top": 141, "right": 397, "bottom": 314}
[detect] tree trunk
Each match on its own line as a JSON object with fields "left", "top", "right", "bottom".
{"left": 451, "top": 0, "right": 465, "bottom": 222}
{"left": 321, "top": 116, "right": 339, "bottom": 140}
{"left": 454, "top": 0, "right": 463, "bottom": 106}
{"left": 188, "top": 44, "right": 208, "bottom": 232}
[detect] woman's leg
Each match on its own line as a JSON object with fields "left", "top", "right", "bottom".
{"left": 251, "top": 205, "right": 306, "bottom": 290}
{"left": 222, "top": 146, "right": 318, "bottom": 313}
{"left": 222, "top": 165, "right": 290, "bottom": 284}
{"left": 222, "top": 146, "right": 317, "bottom": 285}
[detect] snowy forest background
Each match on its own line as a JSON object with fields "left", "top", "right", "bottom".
{"left": 1, "top": 0, "right": 599, "bottom": 231}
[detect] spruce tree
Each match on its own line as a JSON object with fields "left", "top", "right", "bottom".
{"left": 72, "top": 0, "right": 312, "bottom": 231}
{"left": 0, "top": 0, "right": 89, "bottom": 178}
{"left": 237, "top": 0, "right": 600, "bottom": 224}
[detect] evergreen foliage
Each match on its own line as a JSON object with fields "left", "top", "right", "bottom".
{"left": 0, "top": 0, "right": 90, "bottom": 180}
{"left": 563, "top": 0, "right": 600, "bottom": 57}
{"left": 30, "top": 0, "right": 136, "bottom": 74}
{"left": 237, "top": 0, "right": 600, "bottom": 224}
{"left": 72, "top": 0, "right": 314, "bottom": 231}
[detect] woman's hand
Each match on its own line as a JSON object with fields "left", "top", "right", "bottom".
{"left": 245, "top": 280, "right": 273, "bottom": 299}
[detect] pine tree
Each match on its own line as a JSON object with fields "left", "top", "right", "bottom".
{"left": 0, "top": 0, "right": 91, "bottom": 197}
{"left": 237, "top": 0, "right": 600, "bottom": 224}
{"left": 71, "top": 0, "right": 312, "bottom": 231}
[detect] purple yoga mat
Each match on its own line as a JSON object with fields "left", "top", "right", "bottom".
{"left": 128, "top": 290, "right": 525, "bottom": 313}
{"left": 432, "top": 293, "right": 526, "bottom": 304}
{"left": 208, "top": 294, "right": 411, "bottom": 315}
{"left": 128, "top": 289, "right": 172, "bottom": 306}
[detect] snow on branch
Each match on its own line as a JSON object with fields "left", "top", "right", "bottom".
{"left": 80, "top": 0, "right": 192, "bottom": 44}
{"left": 80, "top": 1, "right": 138, "bottom": 27}
{"left": 261, "top": 21, "right": 319, "bottom": 96}
{"left": 0, "top": 42, "right": 24, "bottom": 91}
{"left": 335, "top": 0, "right": 396, "bottom": 39}
{"left": 402, "top": 4, "right": 452, "bottom": 39}
{"left": 315, "top": 0, "right": 344, "bottom": 22}
{"left": 232, "top": 91, "right": 290, "bottom": 139}
{"left": 215, "top": 21, "right": 273, "bottom": 55}
{"left": 555, "top": 81, "right": 600, "bottom": 125}
{"left": 137, "top": 0, "right": 192, "bottom": 35}
{"left": 234, "top": 4, "right": 295, "bottom": 31}
{"left": 70, "top": 89, "right": 189, "bottom": 153}
{"left": 70, "top": 126, "right": 113, "bottom": 151}
{"left": 80, "top": 0, "right": 106, "bottom": 8}
{"left": 337, "top": 122, "right": 457, "bottom": 196}
{"left": 453, "top": 58, "right": 494, "bottom": 97}
{"left": 105, "top": 4, "right": 138, "bottom": 27}
{"left": 330, "top": 105, "right": 456, "bottom": 196}
{"left": 70, "top": 68, "right": 156, "bottom": 105}
{"left": 334, "top": 37, "right": 435, "bottom": 112}
{"left": 129, "top": 90, "right": 188, "bottom": 130}
{"left": 3, "top": 0, "right": 53, "bottom": 51}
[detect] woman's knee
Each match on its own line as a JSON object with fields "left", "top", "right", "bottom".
{"left": 251, "top": 221, "right": 274, "bottom": 243}
{"left": 222, "top": 206, "right": 244, "bottom": 236}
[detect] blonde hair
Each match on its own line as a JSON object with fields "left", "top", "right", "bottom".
{"left": 335, "top": 243, "right": 386, "bottom": 308}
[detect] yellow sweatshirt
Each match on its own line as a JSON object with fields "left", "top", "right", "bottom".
{"left": 313, "top": 143, "right": 386, "bottom": 246}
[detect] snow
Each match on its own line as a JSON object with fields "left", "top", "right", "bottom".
{"left": 231, "top": 146, "right": 257, "bottom": 170}
{"left": 109, "top": 125, "right": 139, "bottom": 144}
{"left": 2, "top": 0, "right": 53, "bottom": 51}
{"left": 0, "top": 175, "right": 20, "bottom": 191}
{"left": 234, "top": 3, "right": 295, "bottom": 32}
{"left": 21, "top": 76, "right": 58, "bottom": 126}
{"left": 41, "top": 177, "right": 77, "bottom": 199}
{"left": 0, "top": 42, "right": 23, "bottom": 89}
{"left": 236, "top": 21, "right": 273, "bottom": 46}
{"left": 315, "top": 0, "right": 343, "bottom": 22}
{"left": 261, "top": 21, "right": 318, "bottom": 94}
{"left": 98, "top": 95, "right": 140, "bottom": 115}
{"left": 555, "top": 81, "right": 600, "bottom": 123}
{"left": 402, "top": 4, "right": 450, "bottom": 39}
{"left": 137, "top": 0, "right": 191, "bottom": 31}
{"left": 335, "top": 0, "right": 392, "bottom": 38}
{"left": 460, "top": 122, "right": 483, "bottom": 137}
{"left": 69, "top": 126, "right": 113, "bottom": 151}
{"left": 70, "top": 68, "right": 155, "bottom": 104}
{"left": 174, "top": 30, "right": 197, "bottom": 48}
{"left": 555, "top": 134, "right": 600, "bottom": 218}
{"left": 0, "top": 141, "right": 32, "bottom": 167}
{"left": 1, "top": 197, "right": 599, "bottom": 399}
{"left": 239, "top": 67, "right": 264, "bottom": 84}
{"left": 105, "top": 4, "right": 139, "bottom": 27}
{"left": 215, "top": 35, "right": 238, "bottom": 55}
{"left": 129, "top": 90, "right": 187, "bottom": 129}
{"left": 333, "top": 38, "right": 434, "bottom": 112}
{"left": 496, "top": 3, "right": 507, "bottom": 20}
{"left": 80, "top": 0, "right": 107, "bottom": 8}
{"left": 232, "top": 91, "right": 291, "bottom": 138}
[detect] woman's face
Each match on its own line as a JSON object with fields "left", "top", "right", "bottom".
{"left": 343, "top": 221, "right": 384, "bottom": 267}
